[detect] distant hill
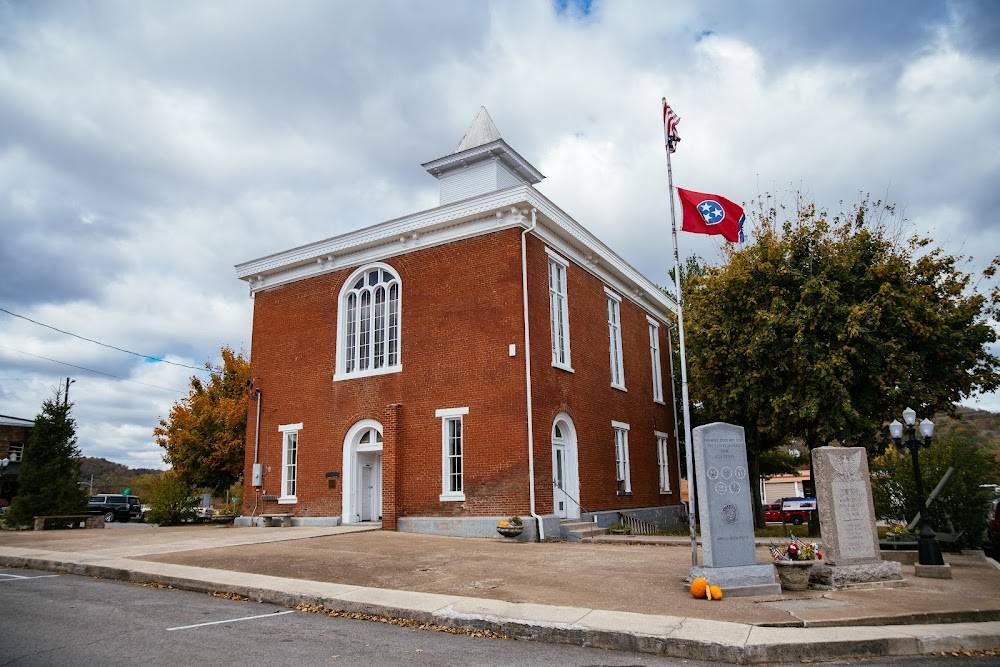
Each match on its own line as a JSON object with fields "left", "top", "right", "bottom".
{"left": 79, "top": 456, "right": 162, "bottom": 498}
{"left": 934, "top": 406, "right": 1000, "bottom": 464}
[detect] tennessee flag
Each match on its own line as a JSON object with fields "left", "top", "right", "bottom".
{"left": 677, "top": 187, "right": 745, "bottom": 243}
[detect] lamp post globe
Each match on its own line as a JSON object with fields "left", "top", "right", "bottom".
{"left": 888, "top": 409, "right": 944, "bottom": 567}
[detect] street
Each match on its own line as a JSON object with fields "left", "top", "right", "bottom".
{"left": 0, "top": 567, "right": 712, "bottom": 666}
{"left": 2, "top": 567, "right": 998, "bottom": 667}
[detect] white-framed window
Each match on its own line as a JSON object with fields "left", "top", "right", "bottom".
{"left": 606, "top": 288, "right": 625, "bottom": 390}
{"left": 655, "top": 430, "right": 671, "bottom": 493}
{"left": 647, "top": 316, "right": 664, "bottom": 403}
{"left": 436, "top": 407, "right": 469, "bottom": 501}
{"left": 335, "top": 263, "right": 401, "bottom": 381}
{"left": 278, "top": 423, "right": 302, "bottom": 504}
{"left": 547, "top": 249, "right": 572, "bottom": 371}
{"left": 612, "top": 421, "right": 631, "bottom": 494}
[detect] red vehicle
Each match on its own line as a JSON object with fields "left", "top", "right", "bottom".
{"left": 763, "top": 497, "right": 816, "bottom": 525}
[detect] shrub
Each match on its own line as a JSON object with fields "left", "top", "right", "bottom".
{"left": 145, "top": 471, "right": 197, "bottom": 526}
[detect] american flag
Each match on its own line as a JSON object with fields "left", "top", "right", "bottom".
{"left": 662, "top": 98, "right": 680, "bottom": 152}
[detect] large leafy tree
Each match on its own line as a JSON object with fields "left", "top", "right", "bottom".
{"left": 682, "top": 194, "right": 1000, "bottom": 519}
{"left": 154, "top": 346, "right": 250, "bottom": 492}
{"left": 4, "top": 390, "right": 88, "bottom": 528}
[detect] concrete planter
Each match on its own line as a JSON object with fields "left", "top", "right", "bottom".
{"left": 497, "top": 525, "right": 524, "bottom": 539}
{"left": 775, "top": 560, "right": 815, "bottom": 591}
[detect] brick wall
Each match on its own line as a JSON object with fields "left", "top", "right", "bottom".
{"left": 243, "top": 228, "right": 531, "bottom": 520}
{"left": 524, "top": 234, "right": 679, "bottom": 515}
{"left": 0, "top": 424, "right": 31, "bottom": 458}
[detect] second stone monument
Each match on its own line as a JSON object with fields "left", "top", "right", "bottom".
{"left": 812, "top": 446, "right": 904, "bottom": 588}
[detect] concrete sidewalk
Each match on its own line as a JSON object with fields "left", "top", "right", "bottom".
{"left": 2, "top": 524, "right": 999, "bottom": 664}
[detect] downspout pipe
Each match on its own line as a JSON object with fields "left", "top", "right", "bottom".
{"left": 253, "top": 387, "right": 262, "bottom": 464}
{"left": 252, "top": 387, "right": 262, "bottom": 520}
{"left": 521, "top": 208, "right": 544, "bottom": 541}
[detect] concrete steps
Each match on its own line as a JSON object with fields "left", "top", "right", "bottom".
{"left": 559, "top": 519, "right": 607, "bottom": 542}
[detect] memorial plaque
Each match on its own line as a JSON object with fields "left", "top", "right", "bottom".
{"left": 813, "top": 446, "right": 881, "bottom": 565}
{"left": 693, "top": 423, "right": 756, "bottom": 568}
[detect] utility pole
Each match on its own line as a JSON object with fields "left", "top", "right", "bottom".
{"left": 64, "top": 377, "right": 74, "bottom": 407}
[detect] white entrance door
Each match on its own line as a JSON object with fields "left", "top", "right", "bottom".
{"left": 357, "top": 451, "right": 383, "bottom": 522}
{"left": 360, "top": 465, "right": 372, "bottom": 521}
{"left": 553, "top": 442, "right": 568, "bottom": 519}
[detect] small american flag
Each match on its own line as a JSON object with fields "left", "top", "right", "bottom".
{"left": 662, "top": 98, "right": 681, "bottom": 152}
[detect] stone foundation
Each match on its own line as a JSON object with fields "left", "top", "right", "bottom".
{"left": 689, "top": 564, "right": 782, "bottom": 597}
{"left": 809, "top": 561, "right": 904, "bottom": 589}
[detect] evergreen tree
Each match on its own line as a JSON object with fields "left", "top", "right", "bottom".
{"left": 3, "top": 390, "right": 88, "bottom": 528}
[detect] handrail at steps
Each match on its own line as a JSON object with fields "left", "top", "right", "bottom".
{"left": 619, "top": 511, "right": 658, "bottom": 536}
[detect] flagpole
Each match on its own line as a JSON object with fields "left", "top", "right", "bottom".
{"left": 662, "top": 98, "right": 698, "bottom": 568}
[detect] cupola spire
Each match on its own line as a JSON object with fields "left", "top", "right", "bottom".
{"left": 422, "top": 107, "right": 544, "bottom": 206}
{"left": 455, "top": 106, "right": 502, "bottom": 152}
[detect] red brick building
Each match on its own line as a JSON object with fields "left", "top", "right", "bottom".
{"left": 235, "top": 109, "right": 682, "bottom": 539}
{"left": 0, "top": 414, "right": 33, "bottom": 507}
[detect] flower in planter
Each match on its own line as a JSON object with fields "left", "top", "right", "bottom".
{"left": 769, "top": 534, "right": 821, "bottom": 562}
{"left": 498, "top": 520, "right": 510, "bottom": 527}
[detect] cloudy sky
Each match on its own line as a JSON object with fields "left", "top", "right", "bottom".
{"left": 2, "top": 0, "right": 998, "bottom": 469}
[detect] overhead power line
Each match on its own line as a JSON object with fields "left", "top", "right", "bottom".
{"left": 0, "top": 343, "right": 185, "bottom": 394}
{"left": 0, "top": 307, "right": 210, "bottom": 373}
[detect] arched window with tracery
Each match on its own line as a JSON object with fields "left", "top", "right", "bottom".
{"left": 336, "top": 264, "right": 401, "bottom": 379}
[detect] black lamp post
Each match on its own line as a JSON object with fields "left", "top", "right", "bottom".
{"left": 888, "top": 407, "right": 944, "bottom": 566}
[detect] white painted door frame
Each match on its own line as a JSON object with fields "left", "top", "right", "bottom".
{"left": 551, "top": 413, "right": 580, "bottom": 520}
{"left": 341, "top": 419, "right": 383, "bottom": 524}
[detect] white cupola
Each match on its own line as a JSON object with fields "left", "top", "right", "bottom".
{"left": 421, "top": 107, "right": 544, "bottom": 206}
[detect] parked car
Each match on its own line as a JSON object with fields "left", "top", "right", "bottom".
{"left": 86, "top": 494, "right": 133, "bottom": 523}
{"left": 763, "top": 497, "right": 816, "bottom": 525}
{"left": 127, "top": 496, "right": 143, "bottom": 521}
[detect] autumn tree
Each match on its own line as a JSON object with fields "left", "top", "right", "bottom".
{"left": 3, "top": 389, "right": 88, "bottom": 528}
{"left": 154, "top": 346, "right": 250, "bottom": 492}
{"left": 682, "top": 194, "right": 1000, "bottom": 522}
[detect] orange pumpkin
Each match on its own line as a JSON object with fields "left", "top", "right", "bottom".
{"left": 710, "top": 585, "right": 723, "bottom": 600}
{"left": 690, "top": 577, "right": 708, "bottom": 599}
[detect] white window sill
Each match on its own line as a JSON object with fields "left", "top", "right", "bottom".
{"left": 552, "top": 362, "right": 575, "bottom": 373}
{"left": 654, "top": 398, "right": 666, "bottom": 406}
{"left": 334, "top": 364, "right": 402, "bottom": 382}
{"left": 611, "top": 383, "right": 627, "bottom": 392}
{"left": 277, "top": 496, "right": 297, "bottom": 505}
{"left": 439, "top": 493, "right": 465, "bottom": 502}
{"left": 660, "top": 489, "right": 672, "bottom": 495}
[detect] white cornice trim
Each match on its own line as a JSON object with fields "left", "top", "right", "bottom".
{"left": 235, "top": 185, "right": 678, "bottom": 320}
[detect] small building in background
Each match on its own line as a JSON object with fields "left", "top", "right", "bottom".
{"left": 0, "top": 414, "right": 33, "bottom": 507}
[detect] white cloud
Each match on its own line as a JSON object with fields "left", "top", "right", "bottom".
{"left": 1, "top": 0, "right": 997, "bottom": 467}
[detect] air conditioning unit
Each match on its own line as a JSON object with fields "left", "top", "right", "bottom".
{"left": 7, "top": 452, "right": 20, "bottom": 462}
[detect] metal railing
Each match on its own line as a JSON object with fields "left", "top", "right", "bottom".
{"left": 619, "top": 511, "right": 658, "bottom": 536}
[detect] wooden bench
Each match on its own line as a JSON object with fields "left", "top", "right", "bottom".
{"left": 34, "top": 515, "right": 104, "bottom": 531}
{"left": 259, "top": 513, "right": 293, "bottom": 527}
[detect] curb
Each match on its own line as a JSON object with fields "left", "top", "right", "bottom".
{"left": 3, "top": 552, "right": 999, "bottom": 665}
